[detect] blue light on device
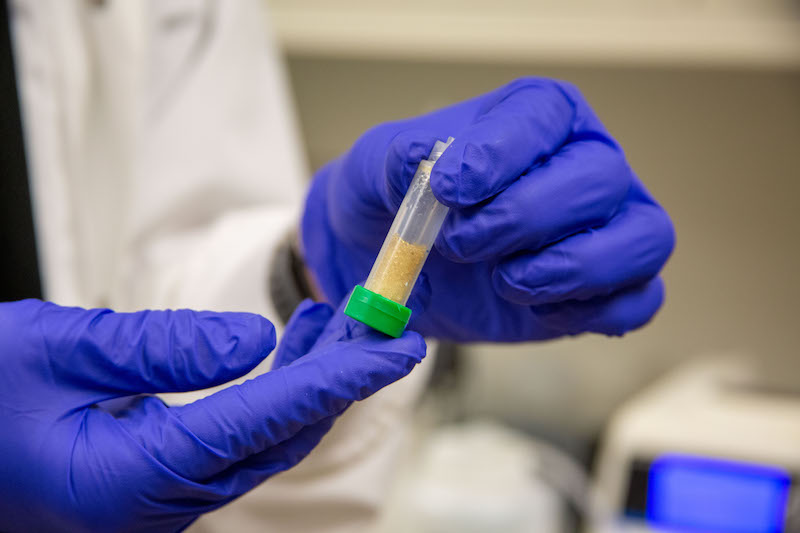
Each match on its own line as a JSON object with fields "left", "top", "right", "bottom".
{"left": 646, "top": 454, "right": 791, "bottom": 533}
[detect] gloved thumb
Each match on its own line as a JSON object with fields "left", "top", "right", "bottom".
{"left": 270, "top": 300, "right": 334, "bottom": 370}
{"left": 7, "top": 300, "right": 276, "bottom": 400}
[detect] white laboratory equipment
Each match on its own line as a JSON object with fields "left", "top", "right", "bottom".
{"left": 377, "top": 420, "right": 583, "bottom": 533}
{"left": 589, "top": 357, "right": 800, "bottom": 533}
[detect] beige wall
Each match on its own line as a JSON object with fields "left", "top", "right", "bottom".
{"left": 285, "top": 56, "right": 800, "bottom": 437}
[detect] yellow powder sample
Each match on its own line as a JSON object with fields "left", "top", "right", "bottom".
{"left": 366, "top": 234, "right": 427, "bottom": 304}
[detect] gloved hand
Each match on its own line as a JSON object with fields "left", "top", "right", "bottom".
{"left": 302, "top": 77, "right": 675, "bottom": 341}
{"left": 0, "top": 299, "right": 425, "bottom": 533}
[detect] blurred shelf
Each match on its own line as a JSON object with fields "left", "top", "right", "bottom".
{"left": 265, "top": 0, "right": 800, "bottom": 69}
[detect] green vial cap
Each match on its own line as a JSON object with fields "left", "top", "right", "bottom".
{"left": 344, "top": 285, "right": 411, "bottom": 338}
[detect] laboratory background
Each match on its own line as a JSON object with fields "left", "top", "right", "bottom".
{"left": 265, "top": 0, "right": 800, "bottom": 531}
{"left": 1, "top": 1, "right": 797, "bottom": 532}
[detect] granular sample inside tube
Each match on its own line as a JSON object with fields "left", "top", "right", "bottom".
{"left": 344, "top": 136, "right": 454, "bottom": 337}
{"left": 364, "top": 234, "right": 427, "bottom": 305}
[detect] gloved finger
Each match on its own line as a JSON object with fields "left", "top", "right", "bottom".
{"left": 384, "top": 129, "right": 440, "bottom": 209}
{"left": 111, "top": 398, "right": 338, "bottom": 518}
{"left": 204, "top": 415, "right": 339, "bottom": 498}
{"left": 270, "top": 300, "right": 334, "bottom": 370}
{"left": 298, "top": 289, "right": 383, "bottom": 355}
{"left": 159, "top": 328, "right": 426, "bottom": 479}
{"left": 429, "top": 79, "right": 575, "bottom": 208}
{"left": 492, "top": 199, "right": 675, "bottom": 305}
{"left": 435, "top": 139, "right": 631, "bottom": 263}
{"left": 30, "top": 302, "right": 276, "bottom": 397}
{"left": 533, "top": 276, "right": 665, "bottom": 337}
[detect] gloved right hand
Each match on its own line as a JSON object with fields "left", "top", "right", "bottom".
{"left": 0, "top": 299, "right": 425, "bottom": 533}
{"left": 302, "top": 77, "right": 675, "bottom": 342}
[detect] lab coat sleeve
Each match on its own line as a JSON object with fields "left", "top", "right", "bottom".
{"left": 109, "top": 0, "right": 305, "bottom": 321}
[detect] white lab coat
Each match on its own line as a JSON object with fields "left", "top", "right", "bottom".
{"left": 10, "top": 0, "right": 431, "bottom": 530}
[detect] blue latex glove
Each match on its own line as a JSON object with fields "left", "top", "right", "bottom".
{"left": 0, "top": 299, "right": 425, "bottom": 532}
{"left": 302, "top": 77, "right": 675, "bottom": 341}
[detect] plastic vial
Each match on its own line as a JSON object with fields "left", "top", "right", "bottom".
{"left": 344, "top": 137, "right": 454, "bottom": 337}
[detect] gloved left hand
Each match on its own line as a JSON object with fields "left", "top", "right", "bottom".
{"left": 0, "top": 299, "right": 425, "bottom": 532}
{"left": 302, "top": 77, "right": 675, "bottom": 341}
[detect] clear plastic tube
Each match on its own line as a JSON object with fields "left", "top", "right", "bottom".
{"left": 364, "top": 137, "right": 455, "bottom": 305}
